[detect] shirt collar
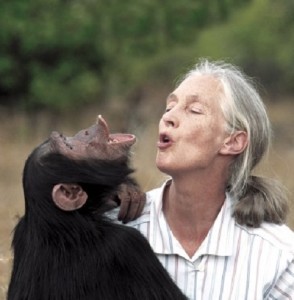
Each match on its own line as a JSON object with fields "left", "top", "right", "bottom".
{"left": 149, "top": 180, "right": 236, "bottom": 261}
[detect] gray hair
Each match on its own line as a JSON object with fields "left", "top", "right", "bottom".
{"left": 181, "top": 59, "right": 288, "bottom": 227}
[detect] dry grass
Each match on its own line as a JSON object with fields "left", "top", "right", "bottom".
{"left": 0, "top": 99, "right": 293, "bottom": 299}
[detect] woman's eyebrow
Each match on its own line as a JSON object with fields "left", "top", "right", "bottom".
{"left": 187, "top": 94, "right": 208, "bottom": 107}
{"left": 166, "top": 93, "right": 178, "bottom": 103}
{"left": 186, "top": 94, "right": 199, "bottom": 103}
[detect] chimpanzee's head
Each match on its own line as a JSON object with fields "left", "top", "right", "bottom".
{"left": 23, "top": 115, "right": 136, "bottom": 216}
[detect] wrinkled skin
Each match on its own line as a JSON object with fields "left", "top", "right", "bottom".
{"left": 50, "top": 115, "right": 136, "bottom": 161}
{"left": 47, "top": 115, "right": 145, "bottom": 222}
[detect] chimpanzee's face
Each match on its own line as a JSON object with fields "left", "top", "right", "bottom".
{"left": 49, "top": 115, "right": 136, "bottom": 161}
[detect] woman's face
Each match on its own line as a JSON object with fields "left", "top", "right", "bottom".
{"left": 156, "top": 74, "right": 229, "bottom": 176}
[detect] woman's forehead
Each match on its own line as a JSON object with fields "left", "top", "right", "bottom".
{"left": 170, "top": 75, "right": 225, "bottom": 105}
{"left": 166, "top": 93, "right": 210, "bottom": 110}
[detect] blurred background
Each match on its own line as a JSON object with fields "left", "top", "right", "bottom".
{"left": 0, "top": 0, "right": 293, "bottom": 298}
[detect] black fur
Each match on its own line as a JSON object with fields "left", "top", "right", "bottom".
{"left": 8, "top": 140, "right": 187, "bottom": 300}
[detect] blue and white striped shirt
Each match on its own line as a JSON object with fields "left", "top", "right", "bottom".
{"left": 124, "top": 181, "right": 294, "bottom": 299}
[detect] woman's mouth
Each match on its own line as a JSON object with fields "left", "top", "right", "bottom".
{"left": 157, "top": 133, "right": 173, "bottom": 149}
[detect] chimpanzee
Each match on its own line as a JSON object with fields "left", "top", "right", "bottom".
{"left": 8, "top": 115, "right": 187, "bottom": 300}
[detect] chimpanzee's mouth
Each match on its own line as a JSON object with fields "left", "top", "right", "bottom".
{"left": 97, "top": 115, "right": 136, "bottom": 146}
{"left": 108, "top": 134, "right": 136, "bottom": 145}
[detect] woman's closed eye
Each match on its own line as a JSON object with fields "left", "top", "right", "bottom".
{"left": 190, "top": 108, "right": 202, "bottom": 114}
{"left": 165, "top": 105, "right": 175, "bottom": 113}
{"left": 189, "top": 105, "right": 204, "bottom": 114}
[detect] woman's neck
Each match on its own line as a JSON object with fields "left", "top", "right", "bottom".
{"left": 162, "top": 177, "right": 226, "bottom": 257}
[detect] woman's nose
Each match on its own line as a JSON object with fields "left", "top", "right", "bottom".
{"left": 161, "top": 110, "right": 179, "bottom": 128}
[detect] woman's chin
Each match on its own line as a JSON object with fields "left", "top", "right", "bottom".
{"left": 155, "top": 162, "right": 173, "bottom": 177}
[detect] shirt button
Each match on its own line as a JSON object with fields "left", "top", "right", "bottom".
{"left": 197, "top": 263, "right": 204, "bottom": 272}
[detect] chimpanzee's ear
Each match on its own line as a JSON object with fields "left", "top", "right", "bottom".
{"left": 52, "top": 183, "right": 88, "bottom": 211}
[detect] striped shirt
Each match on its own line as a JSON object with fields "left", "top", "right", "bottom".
{"left": 122, "top": 181, "right": 294, "bottom": 299}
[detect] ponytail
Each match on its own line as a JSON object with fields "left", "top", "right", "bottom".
{"left": 233, "top": 176, "right": 289, "bottom": 227}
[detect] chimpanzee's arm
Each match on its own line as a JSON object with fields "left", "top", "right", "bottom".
{"left": 106, "top": 179, "right": 146, "bottom": 223}
{"left": 117, "top": 180, "right": 146, "bottom": 223}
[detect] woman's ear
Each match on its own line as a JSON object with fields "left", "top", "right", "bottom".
{"left": 52, "top": 183, "right": 88, "bottom": 211}
{"left": 220, "top": 131, "right": 248, "bottom": 156}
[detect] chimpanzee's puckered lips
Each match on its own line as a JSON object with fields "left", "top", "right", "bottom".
{"left": 97, "top": 115, "right": 136, "bottom": 146}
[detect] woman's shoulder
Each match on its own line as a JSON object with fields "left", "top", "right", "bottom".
{"left": 238, "top": 221, "right": 294, "bottom": 253}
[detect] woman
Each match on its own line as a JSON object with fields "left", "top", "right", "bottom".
{"left": 121, "top": 59, "right": 294, "bottom": 299}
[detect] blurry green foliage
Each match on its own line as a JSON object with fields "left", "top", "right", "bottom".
{"left": 0, "top": 0, "right": 292, "bottom": 111}
{"left": 192, "top": 0, "right": 294, "bottom": 93}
